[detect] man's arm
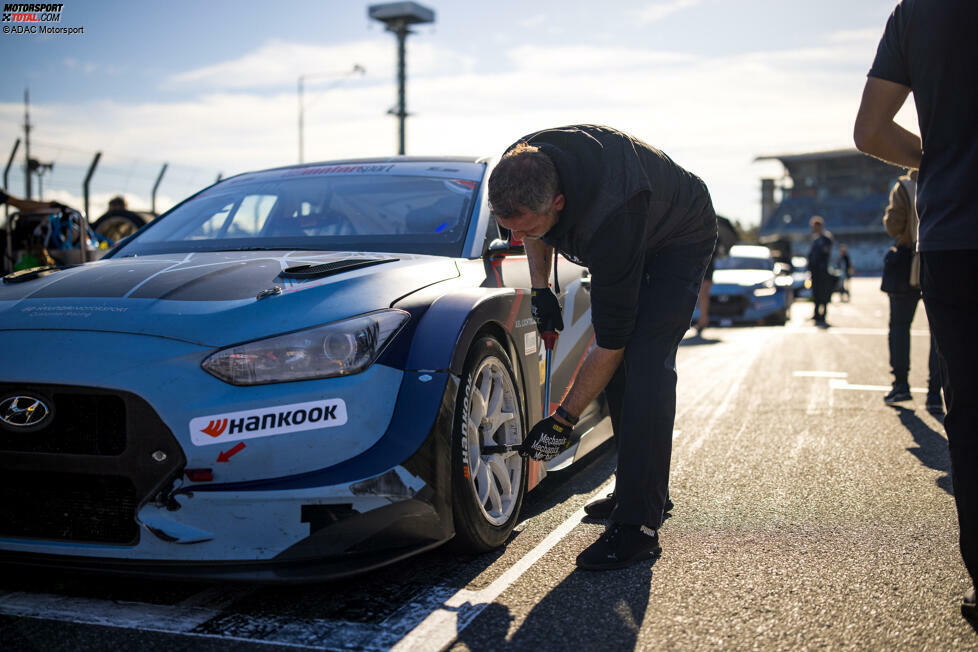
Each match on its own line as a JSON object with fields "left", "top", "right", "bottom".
{"left": 524, "top": 237, "right": 553, "bottom": 288}
{"left": 854, "top": 77, "right": 921, "bottom": 169}
{"left": 552, "top": 345, "right": 624, "bottom": 425}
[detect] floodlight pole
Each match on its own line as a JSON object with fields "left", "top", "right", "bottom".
{"left": 369, "top": 2, "right": 434, "bottom": 156}
{"left": 4, "top": 139, "right": 20, "bottom": 270}
{"left": 23, "top": 89, "right": 31, "bottom": 199}
{"left": 392, "top": 19, "right": 408, "bottom": 156}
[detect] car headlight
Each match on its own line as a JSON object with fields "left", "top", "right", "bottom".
{"left": 202, "top": 309, "right": 410, "bottom": 385}
{"left": 753, "top": 287, "right": 778, "bottom": 297}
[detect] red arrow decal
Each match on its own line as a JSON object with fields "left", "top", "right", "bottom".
{"left": 217, "top": 442, "right": 246, "bottom": 462}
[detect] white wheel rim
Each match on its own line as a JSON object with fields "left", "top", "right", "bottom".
{"left": 464, "top": 355, "right": 523, "bottom": 525}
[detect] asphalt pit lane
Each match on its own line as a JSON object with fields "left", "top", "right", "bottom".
{"left": 215, "top": 581, "right": 431, "bottom": 624}
{"left": 0, "top": 567, "right": 211, "bottom": 606}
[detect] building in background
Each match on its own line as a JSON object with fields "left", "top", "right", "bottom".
{"left": 756, "top": 149, "right": 904, "bottom": 273}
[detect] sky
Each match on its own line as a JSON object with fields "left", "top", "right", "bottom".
{"left": 0, "top": 0, "right": 919, "bottom": 225}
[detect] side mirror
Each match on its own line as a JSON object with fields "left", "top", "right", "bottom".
{"left": 488, "top": 238, "right": 525, "bottom": 256}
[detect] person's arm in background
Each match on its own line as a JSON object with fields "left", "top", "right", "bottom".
{"left": 0, "top": 188, "right": 63, "bottom": 213}
{"left": 883, "top": 181, "right": 909, "bottom": 239}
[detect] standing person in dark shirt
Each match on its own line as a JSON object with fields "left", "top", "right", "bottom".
{"left": 854, "top": 0, "right": 978, "bottom": 623}
{"left": 488, "top": 125, "right": 717, "bottom": 570}
{"left": 807, "top": 216, "right": 834, "bottom": 324}
{"left": 837, "top": 244, "right": 853, "bottom": 302}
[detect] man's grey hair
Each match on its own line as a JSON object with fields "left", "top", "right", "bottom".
{"left": 488, "top": 143, "right": 560, "bottom": 219}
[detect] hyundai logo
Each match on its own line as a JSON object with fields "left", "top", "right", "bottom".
{"left": 0, "top": 394, "right": 54, "bottom": 432}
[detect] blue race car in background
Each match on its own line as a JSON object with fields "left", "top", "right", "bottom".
{"left": 0, "top": 158, "right": 610, "bottom": 581}
{"left": 693, "top": 244, "right": 793, "bottom": 326}
{"left": 790, "top": 255, "right": 812, "bottom": 300}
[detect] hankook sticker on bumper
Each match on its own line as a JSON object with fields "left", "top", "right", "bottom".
{"left": 190, "top": 399, "right": 348, "bottom": 446}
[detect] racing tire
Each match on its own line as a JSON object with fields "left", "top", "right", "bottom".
{"left": 93, "top": 211, "right": 148, "bottom": 243}
{"left": 450, "top": 336, "right": 527, "bottom": 552}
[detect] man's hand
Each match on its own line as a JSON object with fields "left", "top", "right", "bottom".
{"left": 520, "top": 415, "right": 572, "bottom": 461}
{"left": 531, "top": 287, "right": 564, "bottom": 334}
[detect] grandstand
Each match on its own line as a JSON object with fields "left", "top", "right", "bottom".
{"left": 756, "top": 149, "right": 905, "bottom": 273}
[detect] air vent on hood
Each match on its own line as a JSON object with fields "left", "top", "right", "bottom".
{"left": 280, "top": 257, "right": 397, "bottom": 279}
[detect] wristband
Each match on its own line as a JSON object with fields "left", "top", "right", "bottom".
{"left": 555, "top": 405, "right": 579, "bottom": 425}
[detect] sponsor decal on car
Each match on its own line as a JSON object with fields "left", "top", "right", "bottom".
{"left": 189, "top": 399, "right": 348, "bottom": 446}
{"left": 524, "top": 331, "right": 537, "bottom": 356}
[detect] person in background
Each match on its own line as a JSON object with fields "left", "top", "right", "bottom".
{"left": 694, "top": 243, "right": 717, "bottom": 336}
{"left": 807, "top": 215, "right": 833, "bottom": 324}
{"left": 837, "top": 244, "right": 853, "bottom": 302}
{"left": 881, "top": 171, "right": 942, "bottom": 409}
{"left": 854, "top": 0, "right": 978, "bottom": 623}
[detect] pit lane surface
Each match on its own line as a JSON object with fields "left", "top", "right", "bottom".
{"left": 2, "top": 278, "right": 975, "bottom": 650}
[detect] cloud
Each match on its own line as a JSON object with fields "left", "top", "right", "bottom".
{"left": 1, "top": 34, "right": 917, "bottom": 225}
{"left": 165, "top": 38, "right": 477, "bottom": 91}
{"left": 636, "top": 0, "right": 703, "bottom": 25}
{"left": 63, "top": 57, "right": 97, "bottom": 75}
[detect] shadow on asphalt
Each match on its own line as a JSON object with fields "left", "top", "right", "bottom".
{"left": 891, "top": 405, "right": 953, "bottom": 495}
{"left": 679, "top": 333, "right": 722, "bottom": 346}
{"left": 455, "top": 564, "right": 654, "bottom": 650}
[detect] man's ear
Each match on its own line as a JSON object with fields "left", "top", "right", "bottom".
{"left": 552, "top": 194, "right": 565, "bottom": 212}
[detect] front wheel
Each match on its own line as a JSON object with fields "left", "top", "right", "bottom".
{"left": 451, "top": 336, "right": 526, "bottom": 552}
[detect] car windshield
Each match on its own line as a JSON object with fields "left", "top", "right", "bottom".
{"left": 716, "top": 255, "right": 774, "bottom": 271}
{"left": 112, "top": 161, "right": 484, "bottom": 258}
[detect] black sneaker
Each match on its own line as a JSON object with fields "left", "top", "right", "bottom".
{"left": 884, "top": 386, "right": 912, "bottom": 404}
{"left": 584, "top": 493, "right": 616, "bottom": 519}
{"left": 926, "top": 392, "right": 944, "bottom": 412}
{"left": 963, "top": 587, "right": 977, "bottom": 624}
{"left": 576, "top": 523, "right": 661, "bottom": 570}
{"left": 583, "top": 494, "right": 675, "bottom": 520}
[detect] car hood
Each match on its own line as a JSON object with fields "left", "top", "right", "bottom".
{"left": 711, "top": 269, "right": 775, "bottom": 288}
{"left": 0, "top": 251, "right": 459, "bottom": 346}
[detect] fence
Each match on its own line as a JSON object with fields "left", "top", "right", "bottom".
{"left": 3, "top": 138, "right": 223, "bottom": 223}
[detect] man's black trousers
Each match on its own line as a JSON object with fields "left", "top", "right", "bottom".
{"left": 887, "top": 291, "right": 942, "bottom": 391}
{"left": 812, "top": 269, "right": 833, "bottom": 320}
{"left": 604, "top": 237, "right": 715, "bottom": 530}
{"left": 920, "top": 250, "right": 978, "bottom": 589}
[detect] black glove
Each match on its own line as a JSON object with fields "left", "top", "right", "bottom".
{"left": 520, "top": 415, "right": 572, "bottom": 461}
{"left": 530, "top": 287, "right": 564, "bottom": 334}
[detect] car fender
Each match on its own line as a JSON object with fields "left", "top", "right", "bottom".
{"left": 401, "top": 287, "right": 539, "bottom": 414}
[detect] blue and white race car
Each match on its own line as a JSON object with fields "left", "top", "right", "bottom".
{"left": 693, "top": 244, "right": 793, "bottom": 326}
{"left": 0, "top": 158, "right": 610, "bottom": 581}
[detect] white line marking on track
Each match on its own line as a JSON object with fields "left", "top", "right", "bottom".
{"left": 793, "top": 371, "right": 848, "bottom": 378}
{"left": 829, "top": 379, "right": 928, "bottom": 393}
{"left": 389, "top": 479, "right": 616, "bottom": 652}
